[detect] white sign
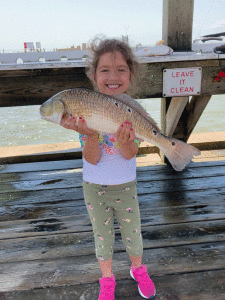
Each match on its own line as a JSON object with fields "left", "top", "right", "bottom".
{"left": 163, "top": 67, "right": 202, "bottom": 97}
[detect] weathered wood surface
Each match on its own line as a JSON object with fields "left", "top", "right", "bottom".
{"left": 166, "top": 97, "right": 189, "bottom": 137}
{"left": 0, "top": 57, "right": 225, "bottom": 107}
{"left": 162, "top": 0, "right": 194, "bottom": 51}
{"left": 1, "top": 270, "right": 224, "bottom": 300}
{"left": 166, "top": 95, "right": 212, "bottom": 141}
{"left": 1, "top": 139, "right": 225, "bottom": 165}
{"left": 0, "top": 159, "right": 225, "bottom": 299}
{"left": 184, "top": 95, "right": 212, "bottom": 142}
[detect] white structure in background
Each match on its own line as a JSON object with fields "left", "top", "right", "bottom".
{"left": 24, "top": 42, "right": 35, "bottom": 52}
{"left": 36, "top": 42, "right": 41, "bottom": 52}
{"left": 192, "top": 32, "right": 225, "bottom": 53}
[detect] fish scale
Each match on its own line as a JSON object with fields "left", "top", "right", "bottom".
{"left": 60, "top": 89, "right": 154, "bottom": 140}
{"left": 40, "top": 88, "right": 201, "bottom": 171}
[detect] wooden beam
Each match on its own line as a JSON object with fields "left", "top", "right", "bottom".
{"left": 184, "top": 95, "right": 212, "bottom": 142}
{"left": 162, "top": 0, "right": 194, "bottom": 51}
{"left": 160, "top": 98, "right": 168, "bottom": 163}
{"left": 166, "top": 97, "right": 189, "bottom": 137}
{"left": 0, "top": 59, "right": 224, "bottom": 107}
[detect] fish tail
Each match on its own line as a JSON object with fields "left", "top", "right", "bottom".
{"left": 159, "top": 136, "right": 201, "bottom": 171}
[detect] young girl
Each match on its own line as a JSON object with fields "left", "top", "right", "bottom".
{"left": 60, "top": 38, "right": 156, "bottom": 300}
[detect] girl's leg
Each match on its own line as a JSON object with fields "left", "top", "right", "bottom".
{"left": 129, "top": 255, "right": 142, "bottom": 269}
{"left": 99, "top": 256, "right": 113, "bottom": 277}
{"left": 82, "top": 181, "right": 115, "bottom": 276}
{"left": 114, "top": 181, "right": 143, "bottom": 262}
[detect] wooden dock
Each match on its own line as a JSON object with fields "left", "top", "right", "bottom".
{"left": 1, "top": 158, "right": 225, "bottom": 299}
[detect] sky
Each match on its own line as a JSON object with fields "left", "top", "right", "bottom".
{"left": 1, "top": 0, "right": 225, "bottom": 51}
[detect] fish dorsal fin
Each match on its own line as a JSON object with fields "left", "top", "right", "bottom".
{"left": 114, "top": 94, "right": 160, "bottom": 132}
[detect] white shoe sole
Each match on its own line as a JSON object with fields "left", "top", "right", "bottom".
{"left": 130, "top": 269, "right": 156, "bottom": 299}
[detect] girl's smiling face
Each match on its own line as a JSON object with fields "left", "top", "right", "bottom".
{"left": 93, "top": 51, "right": 131, "bottom": 96}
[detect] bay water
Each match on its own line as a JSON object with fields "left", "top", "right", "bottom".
{"left": 0, "top": 95, "right": 224, "bottom": 148}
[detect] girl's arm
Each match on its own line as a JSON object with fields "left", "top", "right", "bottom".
{"left": 120, "top": 141, "right": 139, "bottom": 160}
{"left": 83, "top": 132, "right": 101, "bottom": 165}
{"left": 115, "top": 121, "right": 139, "bottom": 160}
{"left": 60, "top": 114, "right": 101, "bottom": 165}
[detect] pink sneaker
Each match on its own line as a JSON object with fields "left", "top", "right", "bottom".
{"left": 98, "top": 274, "right": 116, "bottom": 300}
{"left": 130, "top": 265, "right": 156, "bottom": 299}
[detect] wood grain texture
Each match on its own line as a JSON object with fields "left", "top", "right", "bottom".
{"left": 162, "top": 0, "right": 194, "bottom": 51}
{"left": 0, "top": 159, "right": 225, "bottom": 297}
{"left": 0, "top": 59, "right": 224, "bottom": 107}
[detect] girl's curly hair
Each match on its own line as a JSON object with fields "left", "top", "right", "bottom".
{"left": 86, "top": 36, "right": 143, "bottom": 97}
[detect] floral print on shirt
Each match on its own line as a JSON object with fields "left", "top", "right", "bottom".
{"left": 79, "top": 132, "right": 141, "bottom": 155}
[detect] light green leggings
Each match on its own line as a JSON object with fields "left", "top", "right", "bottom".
{"left": 82, "top": 179, "right": 143, "bottom": 261}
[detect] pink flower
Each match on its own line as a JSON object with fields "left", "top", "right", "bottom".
{"left": 89, "top": 205, "right": 93, "bottom": 210}
{"left": 99, "top": 236, "right": 104, "bottom": 240}
{"left": 109, "top": 137, "right": 116, "bottom": 142}
{"left": 126, "top": 208, "right": 132, "bottom": 211}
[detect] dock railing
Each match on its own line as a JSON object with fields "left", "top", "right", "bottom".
{"left": 0, "top": 52, "right": 224, "bottom": 164}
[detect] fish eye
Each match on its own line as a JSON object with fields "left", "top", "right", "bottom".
{"left": 127, "top": 108, "right": 131, "bottom": 112}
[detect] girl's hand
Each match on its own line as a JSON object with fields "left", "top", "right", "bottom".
{"left": 115, "top": 121, "right": 136, "bottom": 146}
{"left": 60, "top": 113, "right": 98, "bottom": 136}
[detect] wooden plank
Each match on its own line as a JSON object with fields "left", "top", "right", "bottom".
{"left": 1, "top": 219, "right": 225, "bottom": 264}
{"left": 0, "top": 241, "right": 225, "bottom": 292}
{"left": 171, "top": 96, "right": 211, "bottom": 142}
{"left": 166, "top": 97, "right": 189, "bottom": 137}
{"left": 0, "top": 161, "right": 224, "bottom": 198}
{"left": 1, "top": 178, "right": 225, "bottom": 223}
{"left": 0, "top": 52, "right": 220, "bottom": 73}
{"left": 1, "top": 157, "right": 225, "bottom": 174}
{"left": 0, "top": 69, "right": 92, "bottom": 107}
{"left": 0, "top": 159, "right": 83, "bottom": 173}
{"left": 1, "top": 137, "right": 225, "bottom": 165}
{"left": 1, "top": 269, "right": 225, "bottom": 300}
{"left": 1, "top": 187, "right": 225, "bottom": 225}
{"left": 160, "top": 98, "right": 167, "bottom": 163}
{"left": 162, "top": 0, "right": 194, "bottom": 51}
{"left": 1, "top": 160, "right": 225, "bottom": 183}
{"left": 1, "top": 172, "right": 225, "bottom": 201}
{"left": 1, "top": 188, "right": 225, "bottom": 240}
{"left": 0, "top": 149, "right": 83, "bottom": 165}
{"left": 0, "top": 59, "right": 224, "bottom": 107}
{"left": 184, "top": 95, "right": 212, "bottom": 142}
{"left": 1, "top": 165, "right": 225, "bottom": 193}
{"left": 138, "top": 60, "right": 225, "bottom": 99}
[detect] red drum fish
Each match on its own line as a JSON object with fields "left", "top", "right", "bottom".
{"left": 40, "top": 88, "right": 200, "bottom": 171}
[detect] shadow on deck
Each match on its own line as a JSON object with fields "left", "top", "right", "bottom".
{"left": 0, "top": 158, "right": 225, "bottom": 299}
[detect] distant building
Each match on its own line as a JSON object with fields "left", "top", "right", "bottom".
{"left": 58, "top": 45, "right": 76, "bottom": 51}
{"left": 57, "top": 43, "right": 89, "bottom": 51}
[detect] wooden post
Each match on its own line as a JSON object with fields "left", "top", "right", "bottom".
{"left": 161, "top": 0, "right": 195, "bottom": 165}
{"left": 160, "top": 98, "right": 170, "bottom": 163}
{"left": 162, "top": 0, "right": 194, "bottom": 51}
{"left": 166, "top": 97, "right": 189, "bottom": 137}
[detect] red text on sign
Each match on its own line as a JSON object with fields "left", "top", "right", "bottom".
{"left": 172, "top": 71, "right": 194, "bottom": 78}
{"left": 170, "top": 87, "right": 194, "bottom": 94}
